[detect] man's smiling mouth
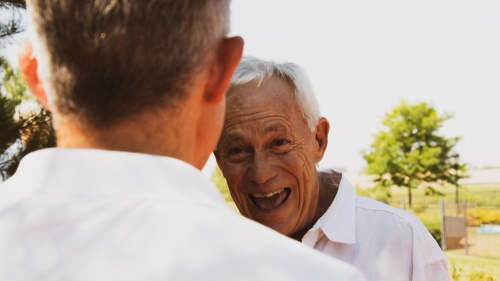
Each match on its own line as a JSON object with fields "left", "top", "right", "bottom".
{"left": 249, "top": 188, "right": 291, "bottom": 211}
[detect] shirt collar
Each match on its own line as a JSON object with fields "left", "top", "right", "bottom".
{"left": 7, "top": 148, "right": 225, "bottom": 206}
{"left": 307, "top": 175, "right": 357, "bottom": 244}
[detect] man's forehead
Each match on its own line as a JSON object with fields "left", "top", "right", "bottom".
{"left": 227, "top": 76, "right": 294, "bottom": 103}
{"left": 226, "top": 83, "right": 297, "bottom": 126}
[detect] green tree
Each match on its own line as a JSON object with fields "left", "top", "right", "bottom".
{"left": 362, "top": 101, "right": 466, "bottom": 207}
{"left": 0, "top": 59, "right": 55, "bottom": 181}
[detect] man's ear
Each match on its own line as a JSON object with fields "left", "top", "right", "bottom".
{"left": 204, "top": 36, "right": 244, "bottom": 104}
{"left": 18, "top": 43, "right": 51, "bottom": 110}
{"left": 314, "top": 117, "right": 330, "bottom": 162}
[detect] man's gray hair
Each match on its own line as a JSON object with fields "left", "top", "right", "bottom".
{"left": 27, "top": 0, "right": 230, "bottom": 129}
{"left": 229, "top": 56, "right": 321, "bottom": 131}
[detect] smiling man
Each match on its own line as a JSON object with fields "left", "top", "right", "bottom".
{"left": 215, "top": 56, "right": 450, "bottom": 281}
{"left": 215, "top": 70, "right": 330, "bottom": 240}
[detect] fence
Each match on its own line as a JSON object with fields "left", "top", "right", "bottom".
{"left": 441, "top": 200, "right": 468, "bottom": 253}
{"left": 387, "top": 196, "right": 500, "bottom": 259}
{"left": 459, "top": 201, "right": 500, "bottom": 259}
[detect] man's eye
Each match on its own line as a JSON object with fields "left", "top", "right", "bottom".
{"left": 272, "top": 139, "right": 291, "bottom": 154}
{"left": 228, "top": 147, "right": 245, "bottom": 155}
{"left": 225, "top": 146, "right": 249, "bottom": 162}
{"left": 274, "top": 139, "right": 290, "bottom": 146}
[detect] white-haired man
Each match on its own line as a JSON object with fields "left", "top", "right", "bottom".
{"left": 0, "top": 2, "right": 366, "bottom": 280}
{"left": 215, "top": 56, "right": 450, "bottom": 281}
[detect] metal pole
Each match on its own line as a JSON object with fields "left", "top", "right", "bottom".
{"left": 451, "top": 152, "right": 460, "bottom": 215}
{"left": 463, "top": 199, "right": 468, "bottom": 255}
{"left": 455, "top": 168, "right": 458, "bottom": 205}
{"left": 440, "top": 199, "right": 446, "bottom": 251}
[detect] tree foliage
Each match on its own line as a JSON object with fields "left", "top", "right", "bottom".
{"left": 362, "top": 101, "right": 466, "bottom": 207}
{"left": 211, "top": 166, "right": 233, "bottom": 203}
{"left": 0, "top": 0, "right": 26, "bottom": 47}
{"left": 0, "top": 59, "right": 55, "bottom": 181}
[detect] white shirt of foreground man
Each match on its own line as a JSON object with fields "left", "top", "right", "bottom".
{"left": 0, "top": 149, "right": 366, "bottom": 281}
{"left": 302, "top": 172, "right": 450, "bottom": 281}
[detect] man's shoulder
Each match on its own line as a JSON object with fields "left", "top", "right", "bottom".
{"left": 174, "top": 208, "right": 365, "bottom": 280}
{"left": 355, "top": 196, "right": 427, "bottom": 230}
{"left": 0, "top": 192, "right": 365, "bottom": 281}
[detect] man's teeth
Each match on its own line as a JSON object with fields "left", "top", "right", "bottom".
{"left": 252, "top": 189, "right": 284, "bottom": 198}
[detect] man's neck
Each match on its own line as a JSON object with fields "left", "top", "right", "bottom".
{"left": 54, "top": 107, "right": 198, "bottom": 164}
{"left": 316, "top": 169, "right": 341, "bottom": 218}
{"left": 290, "top": 170, "right": 341, "bottom": 242}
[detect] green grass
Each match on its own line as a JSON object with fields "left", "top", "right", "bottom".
{"left": 446, "top": 253, "right": 500, "bottom": 280}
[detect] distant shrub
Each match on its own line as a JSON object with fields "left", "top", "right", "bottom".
{"left": 211, "top": 167, "right": 233, "bottom": 203}
{"left": 467, "top": 208, "right": 500, "bottom": 227}
{"left": 450, "top": 261, "right": 497, "bottom": 281}
{"left": 415, "top": 212, "right": 442, "bottom": 247}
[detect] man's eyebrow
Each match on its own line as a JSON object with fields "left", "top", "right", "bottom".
{"left": 265, "top": 124, "right": 288, "bottom": 134}
{"left": 220, "top": 133, "right": 243, "bottom": 146}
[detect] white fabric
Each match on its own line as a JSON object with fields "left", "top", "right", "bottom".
{"left": 0, "top": 149, "right": 366, "bottom": 281}
{"left": 302, "top": 175, "right": 450, "bottom": 281}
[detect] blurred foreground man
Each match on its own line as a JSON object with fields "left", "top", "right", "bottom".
{"left": 215, "top": 57, "right": 450, "bottom": 281}
{"left": 0, "top": 1, "right": 365, "bottom": 280}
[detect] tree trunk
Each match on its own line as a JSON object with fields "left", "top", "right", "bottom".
{"left": 408, "top": 186, "right": 412, "bottom": 208}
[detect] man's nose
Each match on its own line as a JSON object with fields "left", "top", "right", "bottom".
{"left": 248, "top": 151, "right": 276, "bottom": 184}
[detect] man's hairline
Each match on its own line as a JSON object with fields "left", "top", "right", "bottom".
{"left": 227, "top": 75, "right": 319, "bottom": 133}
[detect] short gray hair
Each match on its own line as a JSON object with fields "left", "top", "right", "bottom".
{"left": 229, "top": 56, "right": 321, "bottom": 131}
{"left": 27, "top": 0, "right": 230, "bottom": 129}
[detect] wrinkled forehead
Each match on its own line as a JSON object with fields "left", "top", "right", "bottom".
{"left": 221, "top": 76, "right": 309, "bottom": 140}
{"left": 226, "top": 76, "right": 296, "bottom": 111}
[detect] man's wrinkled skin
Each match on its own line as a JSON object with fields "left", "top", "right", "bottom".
{"left": 215, "top": 76, "right": 335, "bottom": 240}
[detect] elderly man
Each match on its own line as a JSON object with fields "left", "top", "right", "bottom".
{"left": 215, "top": 57, "right": 450, "bottom": 281}
{"left": 0, "top": 2, "right": 366, "bottom": 281}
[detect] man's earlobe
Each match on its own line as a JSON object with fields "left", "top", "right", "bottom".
{"left": 204, "top": 36, "right": 244, "bottom": 104}
{"left": 18, "top": 43, "right": 51, "bottom": 111}
{"left": 315, "top": 117, "right": 330, "bottom": 162}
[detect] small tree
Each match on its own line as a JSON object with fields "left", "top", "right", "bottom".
{"left": 362, "top": 101, "right": 466, "bottom": 207}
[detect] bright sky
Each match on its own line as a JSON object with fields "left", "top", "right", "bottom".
{"left": 2, "top": 1, "right": 500, "bottom": 174}
{"left": 224, "top": 0, "right": 500, "bottom": 172}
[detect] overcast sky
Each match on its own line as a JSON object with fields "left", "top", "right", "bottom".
{"left": 2, "top": 1, "right": 499, "bottom": 174}
{"left": 223, "top": 0, "right": 500, "bottom": 172}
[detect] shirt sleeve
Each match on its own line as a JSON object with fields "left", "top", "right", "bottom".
{"left": 409, "top": 213, "right": 451, "bottom": 281}
{"left": 412, "top": 259, "right": 450, "bottom": 281}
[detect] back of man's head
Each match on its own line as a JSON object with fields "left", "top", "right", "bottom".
{"left": 27, "top": 0, "right": 230, "bottom": 129}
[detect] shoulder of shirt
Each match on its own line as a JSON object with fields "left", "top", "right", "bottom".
{"left": 174, "top": 208, "right": 367, "bottom": 280}
{"left": 355, "top": 196, "right": 425, "bottom": 228}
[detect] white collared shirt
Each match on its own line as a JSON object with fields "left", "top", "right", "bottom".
{"left": 0, "top": 149, "right": 366, "bottom": 281}
{"left": 302, "top": 175, "right": 449, "bottom": 281}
